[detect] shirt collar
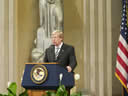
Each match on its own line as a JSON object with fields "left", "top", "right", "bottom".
{"left": 55, "top": 42, "right": 63, "bottom": 49}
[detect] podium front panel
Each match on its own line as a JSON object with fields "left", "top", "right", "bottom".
{"left": 22, "top": 64, "right": 74, "bottom": 90}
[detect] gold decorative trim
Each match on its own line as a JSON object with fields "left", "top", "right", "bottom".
{"left": 25, "top": 62, "right": 58, "bottom": 65}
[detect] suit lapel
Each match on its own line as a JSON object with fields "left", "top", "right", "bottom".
{"left": 57, "top": 44, "right": 65, "bottom": 60}
{"left": 50, "top": 45, "right": 56, "bottom": 61}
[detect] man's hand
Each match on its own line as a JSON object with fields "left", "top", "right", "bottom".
{"left": 66, "top": 66, "right": 72, "bottom": 72}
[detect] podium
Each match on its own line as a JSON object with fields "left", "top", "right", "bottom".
{"left": 21, "top": 63, "right": 75, "bottom": 96}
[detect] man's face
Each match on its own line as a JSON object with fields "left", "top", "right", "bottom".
{"left": 51, "top": 34, "right": 62, "bottom": 46}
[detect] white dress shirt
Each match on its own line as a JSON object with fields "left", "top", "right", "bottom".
{"left": 55, "top": 42, "right": 63, "bottom": 57}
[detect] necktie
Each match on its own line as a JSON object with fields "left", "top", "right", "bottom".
{"left": 55, "top": 47, "right": 59, "bottom": 59}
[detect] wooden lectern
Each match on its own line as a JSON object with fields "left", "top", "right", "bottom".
{"left": 21, "top": 63, "right": 74, "bottom": 96}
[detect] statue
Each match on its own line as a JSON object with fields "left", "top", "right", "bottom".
{"left": 47, "top": 0, "right": 63, "bottom": 31}
{"left": 39, "top": 0, "right": 63, "bottom": 37}
{"left": 39, "top": 0, "right": 46, "bottom": 27}
{"left": 31, "top": 0, "right": 64, "bottom": 63}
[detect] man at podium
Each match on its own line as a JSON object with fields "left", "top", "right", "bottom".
{"left": 43, "top": 30, "right": 77, "bottom": 72}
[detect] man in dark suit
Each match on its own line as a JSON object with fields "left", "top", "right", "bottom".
{"left": 43, "top": 30, "right": 77, "bottom": 72}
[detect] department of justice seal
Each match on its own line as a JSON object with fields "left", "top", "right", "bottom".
{"left": 31, "top": 65, "right": 48, "bottom": 84}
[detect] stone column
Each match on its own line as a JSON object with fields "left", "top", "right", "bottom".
{"left": 83, "top": 0, "right": 112, "bottom": 96}
{"left": 0, "top": 0, "right": 9, "bottom": 93}
{"left": 9, "top": 0, "right": 16, "bottom": 83}
{"left": 0, "top": 0, "right": 16, "bottom": 93}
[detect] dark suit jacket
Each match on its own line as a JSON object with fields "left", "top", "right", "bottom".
{"left": 43, "top": 43, "right": 77, "bottom": 71}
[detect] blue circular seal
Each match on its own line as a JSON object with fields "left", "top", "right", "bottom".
{"left": 31, "top": 65, "right": 48, "bottom": 84}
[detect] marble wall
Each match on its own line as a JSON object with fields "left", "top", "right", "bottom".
{"left": 112, "top": 0, "right": 122, "bottom": 96}
{"left": 0, "top": 0, "right": 122, "bottom": 95}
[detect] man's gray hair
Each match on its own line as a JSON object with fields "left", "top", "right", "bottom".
{"left": 51, "top": 30, "right": 64, "bottom": 39}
